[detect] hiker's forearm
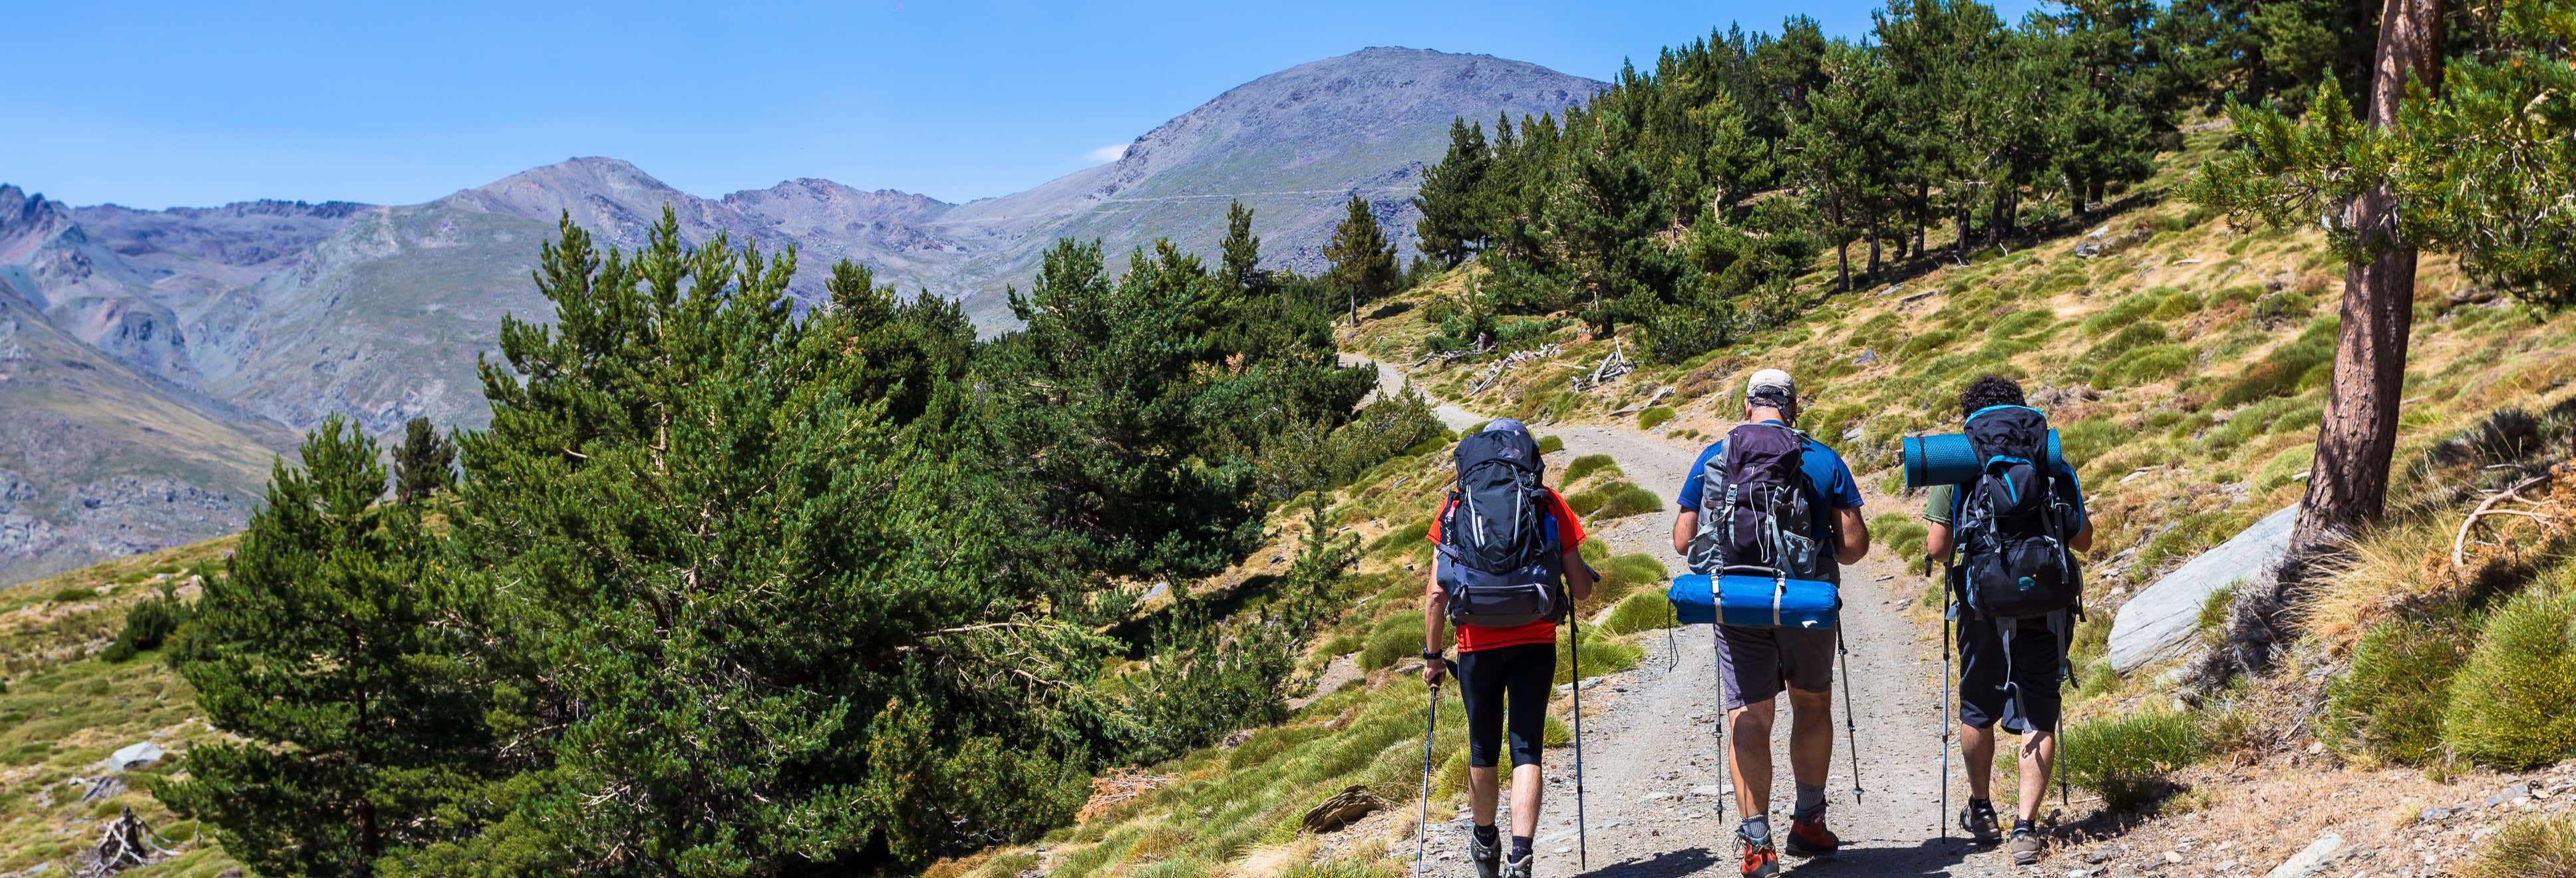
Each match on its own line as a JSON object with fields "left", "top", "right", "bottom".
{"left": 1672, "top": 509, "right": 1696, "bottom": 556}
{"left": 1423, "top": 572, "right": 1446, "bottom": 654}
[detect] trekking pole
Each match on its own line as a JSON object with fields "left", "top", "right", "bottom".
{"left": 1837, "top": 626, "right": 1863, "bottom": 804}
{"left": 1569, "top": 614, "right": 1589, "bottom": 870}
{"left": 1939, "top": 561, "right": 1953, "bottom": 841}
{"left": 1415, "top": 660, "right": 1452, "bottom": 878}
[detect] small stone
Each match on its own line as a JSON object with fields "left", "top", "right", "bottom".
{"left": 1691, "top": 785, "right": 1725, "bottom": 798}
{"left": 2165, "top": 851, "right": 2184, "bottom": 863}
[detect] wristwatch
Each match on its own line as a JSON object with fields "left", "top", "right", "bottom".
{"left": 1422, "top": 650, "right": 1444, "bottom": 662}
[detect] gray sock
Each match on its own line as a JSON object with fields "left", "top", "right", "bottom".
{"left": 1794, "top": 782, "right": 1828, "bottom": 821}
{"left": 1739, "top": 815, "right": 1770, "bottom": 843}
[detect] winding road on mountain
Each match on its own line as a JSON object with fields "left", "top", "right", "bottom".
{"left": 1347, "top": 354, "right": 2034, "bottom": 877}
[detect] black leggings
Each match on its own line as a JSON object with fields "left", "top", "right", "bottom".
{"left": 1458, "top": 641, "right": 1558, "bottom": 768}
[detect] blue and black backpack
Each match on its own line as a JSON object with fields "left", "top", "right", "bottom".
{"left": 1435, "top": 428, "right": 1569, "bottom": 628}
{"left": 1955, "top": 405, "right": 2084, "bottom": 620}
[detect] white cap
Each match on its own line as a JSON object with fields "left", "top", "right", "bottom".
{"left": 1746, "top": 368, "right": 1796, "bottom": 403}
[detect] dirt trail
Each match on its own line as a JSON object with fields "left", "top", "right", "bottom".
{"left": 1348, "top": 355, "right": 2022, "bottom": 877}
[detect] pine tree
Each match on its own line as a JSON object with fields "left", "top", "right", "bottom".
{"left": 438, "top": 211, "right": 1092, "bottom": 868}
{"left": 1414, "top": 117, "right": 1492, "bottom": 267}
{"left": 1324, "top": 195, "right": 1399, "bottom": 327}
{"left": 163, "top": 417, "right": 503, "bottom": 877}
{"left": 389, "top": 416, "right": 455, "bottom": 504}
{"left": 2183, "top": 0, "right": 2449, "bottom": 672}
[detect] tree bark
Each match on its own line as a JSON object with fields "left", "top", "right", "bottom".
{"left": 2229, "top": 0, "right": 2446, "bottom": 676}
{"left": 2291, "top": 0, "right": 2444, "bottom": 553}
{"left": 1865, "top": 200, "right": 1883, "bottom": 277}
{"left": 1915, "top": 181, "right": 1929, "bottom": 257}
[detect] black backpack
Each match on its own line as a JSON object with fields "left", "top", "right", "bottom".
{"left": 1436, "top": 429, "right": 1568, "bottom": 627}
{"left": 1687, "top": 422, "right": 1830, "bottom": 581}
{"left": 1955, "top": 406, "right": 2082, "bottom": 620}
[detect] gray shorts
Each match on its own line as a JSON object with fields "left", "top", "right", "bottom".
{"left": 1715, "top": 625, "right": 1836, "bottom": 710}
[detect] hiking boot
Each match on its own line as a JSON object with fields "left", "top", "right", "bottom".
{"left": 1469, "top": 828, "right": 1502, "bottom": 878}
{"left": 2008, "top": 825, "right": 2044, "bottom": 865}
{"left": 1783, "top": 813, "right": 1840, "bottom": 859}
{"left": 1502, "top": 849, "right": 1534, "bottom": 878}
{"left": 1738, "top": 827, "right": 1781, "bottom": 877}
{"left": 1959, "top": 799, "right": 2001, "bottom": 843}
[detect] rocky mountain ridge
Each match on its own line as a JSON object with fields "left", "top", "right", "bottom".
{"left": 0, "top": 46, "right": 1602, "bottom": 584}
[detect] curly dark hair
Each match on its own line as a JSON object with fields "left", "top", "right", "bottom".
{"left": 1959, "top": 375, "right": 2027, "bottom": 419}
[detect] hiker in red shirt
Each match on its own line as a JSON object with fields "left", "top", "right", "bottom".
{"left": 1421, "top": 418, "right": 1594, "bottom": 878}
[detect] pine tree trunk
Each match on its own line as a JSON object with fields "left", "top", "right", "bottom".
{"left": 1914, "top": 181, "right": 1929, "bottom": 258}
{"left": 2230, "top": 0, "right": 2446, "bottom": 675}
{"left": 2289, "top": 0, "right": 2444, "bottom": 553}
{"left": 1865, "top": 200, "right": 1883, "bottom": 277}
{"left": 1955, "top": 200, "right": 1971, "bottom": 263}
{"left": 1834, "top": 194, "right": 1852, "bottom": 292}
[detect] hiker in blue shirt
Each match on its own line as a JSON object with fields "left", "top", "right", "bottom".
{"left": 1670, "top": 368, "right": 1869, "bottom": 877}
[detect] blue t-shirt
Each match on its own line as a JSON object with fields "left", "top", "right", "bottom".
{"left": 1675, "top": 420, "right": 1865, "bottom": 525}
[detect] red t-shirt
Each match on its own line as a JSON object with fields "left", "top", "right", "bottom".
{"left": 1429, "top": 488, "right": 1588, "bottom": 653}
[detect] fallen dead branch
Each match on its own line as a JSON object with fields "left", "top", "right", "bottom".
{"left": 2452, "top": 473, "right": 2555, "bottom": 568}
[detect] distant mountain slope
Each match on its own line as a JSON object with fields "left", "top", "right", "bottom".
{"left": 935, "top": 47, "right": 1603, "bottom": 323}
{"left": 0, "top": 45, "right": 1599, "bottom": 583}
{"left": 0, "top": 275, "right": 294, "bottom": 585}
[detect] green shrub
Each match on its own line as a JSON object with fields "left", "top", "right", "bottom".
{"left": 1360, "top": 614, "right": 1428, "bottom": 671}
{"left": 2150, "top": 291, "right": 2202, "bottom": 319}
{"left": 2252, "top": 289, "right": 2317, "bottom": 327}
{"left": 2084, "top": 322, "right": 2170, "bottom": 361}
{"left": 49, "top": 587, "right": 95, "bottom": 604}
{"left": 2443, "top": 587, "right": 2576, "bottom": 770}
{"left": 102, "top": 589, "right": 194, "bottom": 663}
{"left": 1555, "top": 629, "right": 1645, "bottom": 684}
{"left": 1366, "top": 520, "right": 1432, "bottom": 553}
{"left": 1592, "top": 553, "right": 1671, "bottom": 603}
{"left": 2080, "top": 293, "right": 2162, "bottom": 336}
{"left": 2466, "top": 815, "right": 2576, "bottom": 878}
{"left": 1562, "top": 454, "right": 1623, "bottom": 482}
{"left": 1587, "top": 484, "right": 1663, "bottom": 521}
{"left": 1601, "top": 591, "right": 1679, "bottom": 635}
{"left": 2057, "top": 418, "right": 2124, "bottom": 467}
{"left": 1897, "top": 329, "right": 1961, "bottom": 360}
{"left": 2323, "top": 613, "right": 2474, "bottom": 764}
{"left": 1988, "top": 309, "right": 2055, "bottom": 338}
{"left": 1871, "top": 512, "right": 1929, "bottom": 561}
{"left": 1537, "top": 434, "right": 1565, "bottom": 454}
{"left": 2095, "top": 343, "right": 2194, "bottom": 388}
{"left": 2215, "top": 321, "right": 2336, "bottom": 407}
{"left": 2058, "top": 711, "right": 2205, "bottom": 811}
{"left": 1637, "top": 406, "right": 1677, "bottom": 431}
{"left": 1316, "top": 632, "right": 1364, "bottom": 658}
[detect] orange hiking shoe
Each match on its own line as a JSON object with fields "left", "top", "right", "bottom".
{"left": 1738, "top": 824, "right": 1781, "bottom": 877}
{"left": 1784, "top": 813, "right": 1840, "bottom": 858}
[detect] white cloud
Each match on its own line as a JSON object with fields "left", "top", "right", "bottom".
{"left": 1084, "top": 143, "right": 1130, "bottom": 164}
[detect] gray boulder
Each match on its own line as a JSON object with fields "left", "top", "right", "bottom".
{"left": 2109, "top": 504, "right": 2299, "bottom": 672}
{"left": 103, "top": 741, "right": 164, "bottom": 772}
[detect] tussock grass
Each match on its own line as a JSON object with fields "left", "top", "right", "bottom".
{"left": 2058, "top": 710, "right": 2207, "bottom": 812}
{"left": 1599, "top": 591, "right": 1678, "bottom": 635}
{"left": 1567, "top": 482, "right": 1661, "bottom": 521}
{"left": 1561, "top": 454, "right": 1623, "bottom": 483}
{"left": 2323, "top": 611, "right": 2474, "bottom": 766}
{"left": 2442, "top": 584, "right": 2576, "bottom": 770}
{"left": 2468, "top": 815, "right": 2576, "bottom": 878}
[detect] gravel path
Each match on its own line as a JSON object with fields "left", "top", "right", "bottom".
{"left": 1348, "top": 355, "right": 2023, "bottom": 877}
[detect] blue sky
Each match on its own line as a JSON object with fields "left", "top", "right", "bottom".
{"left": 3, "top": 0, "right": 2036, "bottom": 210}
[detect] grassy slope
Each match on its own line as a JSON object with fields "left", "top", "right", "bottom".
{"left": 0, "top": 536, "right": 243, "bottom": 877}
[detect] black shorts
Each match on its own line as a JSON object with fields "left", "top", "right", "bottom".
{"left": 1458, "top": 642, "right": 1557, "bottom": 768}
{"left": 1957, "top": 614, "right": 2064, "bottom": 735}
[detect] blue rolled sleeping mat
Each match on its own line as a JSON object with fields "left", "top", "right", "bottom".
{"left": 1901, "top": 430, "right": 2066, "bottom": 488}
{"left": 1667, "top": 571, "right": 1840, "bottom": 629}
